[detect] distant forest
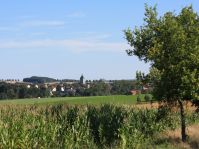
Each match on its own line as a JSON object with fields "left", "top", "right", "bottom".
{"left": 23, "top": 76, "right": 57, "bottom": 84}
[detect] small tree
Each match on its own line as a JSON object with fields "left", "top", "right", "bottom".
{"left": 136, "top": 71, "right": 144, "bottom": 90}
{"left": 137, "top": 95, "right": 141, "bottom": 103}
{"left": 125, "top": 5, "right": 199, "bottom": 142}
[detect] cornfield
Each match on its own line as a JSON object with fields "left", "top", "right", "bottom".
{"left": 0, "top": 104, "right": 198, "bottom": 148}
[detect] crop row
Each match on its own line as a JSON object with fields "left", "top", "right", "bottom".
{"left": 0, "top": 104, "right": 198, "bottom": 148}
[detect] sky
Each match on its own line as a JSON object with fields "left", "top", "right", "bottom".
{"left": 0, "top": 0, "right": 199, "bottom": 80}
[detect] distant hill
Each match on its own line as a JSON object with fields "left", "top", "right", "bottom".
{"left": 23, "top": 76, "right": 57, "bottom": 84}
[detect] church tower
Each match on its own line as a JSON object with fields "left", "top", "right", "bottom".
{"left": 80, "top": 74, "right": 84, "bottom": 84}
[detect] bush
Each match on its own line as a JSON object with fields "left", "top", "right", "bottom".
{"left": 144, "top": 94, "right": 151, "bottom": 102}
{"left": 137, "top": 95, "right": 141, "bottom": 103}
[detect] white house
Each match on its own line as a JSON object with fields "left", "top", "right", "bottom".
{"left": 61, "top": 87, "right": 65, "bottom": 92}
{"left": 52, "top": 87, "right": 56, "bottom": 92}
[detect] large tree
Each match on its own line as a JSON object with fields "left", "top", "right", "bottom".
{"left": 125, "top": 5, "right": 199, "bottom": 142}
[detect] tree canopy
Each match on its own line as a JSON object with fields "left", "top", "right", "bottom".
{"left": 125, "top": 5, "right": 199, "bottom": 142}
{"left": 125, "top": 5, "right": 199, "bottom": 103}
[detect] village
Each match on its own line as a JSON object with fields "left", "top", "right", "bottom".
{"left": 0, "top": 75, "right": 150, "bottom": 98}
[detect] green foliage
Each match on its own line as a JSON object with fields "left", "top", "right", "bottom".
{"left": 87, "top": 105, "right": 127, "bottom": 146}
{"left": 86, "top": 82, "right": 111, "bottom": 96}
{"left": 144, "top": 94, "right": 151, "bottom": 102}
{"left": 86, "top": 106, "right": 101, "bottom": 144}
{"left": 0, "top": 83, "right": 50, "bottom": 99}
{"left": 0, "top": 104, "right": 195, "bottom": 148}
{"left": 136, "top": 71, "right": 145, "bottom": 90}
{"left": 66, "top": 106, "right": 79, "bottom": 127}
{"left": 147, "top": 67, "right": 161, "bottom": 87}
{"left": 125, "top": 4, "right": 199, "bottom": 102}
{"left": 137, "top": 95, "right": 141, "bottom": 103}
{"left": 125, "top": 4, "right": 199, "bottom": 141}
{"left": 23, "top": 76, "right": 56, "bottom": 84}
{"left": 119, "top": 107, "right": 179, "bottom": 148}
{"left": 111, "top": 80, "right": 136, "bottom": 95}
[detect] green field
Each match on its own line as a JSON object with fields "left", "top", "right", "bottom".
{"left": 0, "top": 95, "right": 146, "bottom": 105}
{"left": 0, "top": 95, "right": 198, "bottom": 148}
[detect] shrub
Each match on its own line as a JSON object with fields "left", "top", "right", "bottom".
{"left": 137, "top": 95, "right": 141, "bottom": 103}
{"left": 144, "top": 94, "right": 151, "bottom": 102}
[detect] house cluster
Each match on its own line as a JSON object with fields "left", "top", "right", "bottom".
{"left": 0, "top": 79, "right": 20, "bottom": 84}
{"left": 130, "top": 85, "right": 151, "bottom": 95}
{"left": 0, "top": 77, "right": 81, "bottom": 95}
{"left": 0, "top": 75, "right": 147, "bottom": 96}
{"left": 44, "top": 82, "right": 78, "bottom": 96}
{"left": 1, "top": 75, "right": 95, "bottom": 96}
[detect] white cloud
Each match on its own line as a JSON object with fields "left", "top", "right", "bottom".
{"left": 0, "top": 39, "right": 128, "bottom": 52}
{"left": 20, "top": 20, "right": 65, "bottom": 27}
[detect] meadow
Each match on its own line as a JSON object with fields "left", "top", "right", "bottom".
{"left": 0, "top": 95, "right": 146, "bottom": 105}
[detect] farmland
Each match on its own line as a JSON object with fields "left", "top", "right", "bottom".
{"left": 0, "top": 95, "right": 146, "bottom": 105}
{"left": 0, "top": 95, "right": 198, "bottom": 148}
{"left": 0, "top": 0, "right": 199, "bottom": 148}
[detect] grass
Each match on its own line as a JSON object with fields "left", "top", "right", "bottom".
{"left": 154, "top": 124, "right": 199, "bottom": 149}
{"left": 0, "top": 94, "right": 146, "bottom": 105}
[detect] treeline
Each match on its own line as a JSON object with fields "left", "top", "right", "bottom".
{"left": 23, "top": 76, "right": 57, "bottom": 84}
{"left": 0, "top": 80, "right": 138, "bottom": 100}
{"left": 0, "top": 83, "right": 50, "bottom": 99}
{"left": 53, "top": 80, "right": 137, "bottom": 97}
{"left": 23, "top": 76, "right": 78, "bottom": 84}
{"left": 85, "top": 80, "right": 136, "bottom": 96}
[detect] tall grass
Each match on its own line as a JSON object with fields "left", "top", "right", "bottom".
{"left": 0, "top": 104, "right": 198, "bottom": 148}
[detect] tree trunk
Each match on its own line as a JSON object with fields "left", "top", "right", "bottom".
{"left": 178, "top": 100, "right": 186, "bottom": 142}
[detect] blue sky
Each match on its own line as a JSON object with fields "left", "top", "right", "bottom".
{"left": 0, "top": 0, "right": 199, "bottom": 80}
